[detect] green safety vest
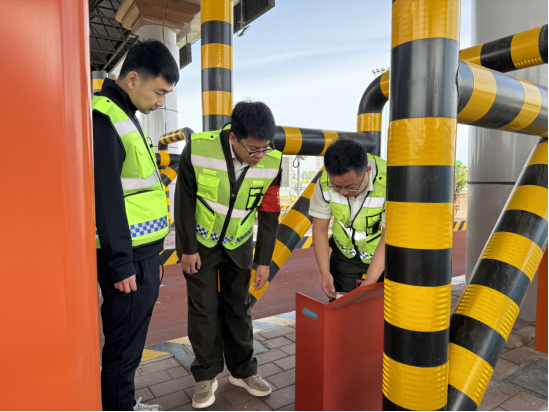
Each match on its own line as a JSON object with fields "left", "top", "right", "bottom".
{"left": 92, "top": 96, "right": 169, "bottom": 248}
{"left": 191, "top": 126, "right": 282, "bottom": 250}
{"left": 320, "top": 154, "right": 387, "bottom": 264}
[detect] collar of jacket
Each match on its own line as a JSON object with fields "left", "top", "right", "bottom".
{"left": 100, "top": 78, "right": 139, "bottom": 118}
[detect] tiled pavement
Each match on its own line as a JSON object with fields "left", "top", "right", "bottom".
{"left": 131, "top": 276, "right": 547, "bottom": 411}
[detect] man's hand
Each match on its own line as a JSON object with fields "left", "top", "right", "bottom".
{"left": 321, "top": 273, "right": 337, "bottom": 299}
{"left": 114, "top": 275, "right": 137, "bottom": 293}
{"left": 181, "top": 253, "right": 201, "bottom": 275}
{"left": 253, "top": 265, "right": 269, "bottom": 290}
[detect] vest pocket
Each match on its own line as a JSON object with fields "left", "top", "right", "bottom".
{"left": 197, "top": 174, "right": 220, "bottom": 202}
{"left": 133, "top": 137, "right": 156, "bottom": 179}
{"left": 196, "top": 197, "right": 216, "bottom": 239}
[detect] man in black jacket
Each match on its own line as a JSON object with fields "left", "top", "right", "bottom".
{"left": 175, "top": 102, "right": 281, "bottom": 408}
{"left": 94, "top": 40, "right": 179, "bottom": 411}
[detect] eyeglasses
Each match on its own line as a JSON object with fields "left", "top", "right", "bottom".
{"left": 327, "top": 173, "right": 366, "bottom": 193}
{"left": 238, "top": 138, "right": 274, "bottom": 158}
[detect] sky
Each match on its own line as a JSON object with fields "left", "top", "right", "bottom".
{"left": 176, "top": 0, "right": 473, "bottom": 171}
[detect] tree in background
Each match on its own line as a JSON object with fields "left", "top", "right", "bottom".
{"left": 302, "top": 170, "right": 317, "bottom": 182}
{"left": 455, "top": 161, "right": 468, "bottom": 201}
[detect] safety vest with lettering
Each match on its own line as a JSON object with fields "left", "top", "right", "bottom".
{"left": 92, "top": 95, "right": 169, "bottom": 248}
{"left": 320, "top": 154, "right": 387, "bottom": 264}
{"left": 192, "top": 126, "right": 282, "bottom": 250}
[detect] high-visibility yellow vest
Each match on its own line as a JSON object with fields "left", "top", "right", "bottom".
{"left": 191, "top": 126, "right": 282, "bottom": 250}
{"left": 92, "top": 96, "right": 169, "bottom": 248}
{"left": 320, "top": 154, "right": 387, "bottom": 264}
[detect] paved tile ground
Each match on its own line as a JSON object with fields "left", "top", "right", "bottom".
{"left": 133, "top": 278, "right": 547, "bottom": 411}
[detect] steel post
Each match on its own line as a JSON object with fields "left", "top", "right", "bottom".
{"left": 382, "top": 0, "right": 460, "bottom": 410}
{"left": 201, "top": 0, "right": 233, "bottom": 132}
{"left": 448, "top": 138, "right": 548, "bottom": 410}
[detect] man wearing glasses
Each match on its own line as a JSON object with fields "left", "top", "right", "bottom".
{"left": 310, "top": 138, "right": 386, "bottom": 300}
{"left": 174, "top": 101, "right": 282, "bottom": 408}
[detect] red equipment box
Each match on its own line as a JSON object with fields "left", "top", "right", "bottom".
{"left": 295, "top": 283, "right": 384, "bottom": 411}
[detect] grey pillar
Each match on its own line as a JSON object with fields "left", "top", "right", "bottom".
{"left": 467, "top": 0, "right": 548, "bottom": 321}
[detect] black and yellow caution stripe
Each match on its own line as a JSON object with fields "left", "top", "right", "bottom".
{"left": 249, "top": 170, "right": 322, "bottom": 305}
{"left": 201, "top": 0, "right": 233, "bottom": 132}
{"left": 272, "top": 126, "right": 377, "bottom": 156}
{"left": 447, "top": 138, "right": 548, "bottom": 410}
{"left": 383, "top": 1, "right": 460, "bottom": 410}
{"left": 460, "top": 24, "right": 548, "bottom": 73}
{"left": 458, "top": 60, "right": 548, "bottom": 136}
{"left": 356, "top": 71, "right": 390, "bottom": 157}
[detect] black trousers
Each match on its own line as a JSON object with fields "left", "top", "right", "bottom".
{"left": 329, "top": 237, "right": 384, "bottom": 293}
{"left": 184, "top": 245, "right": 257, "bottom": 382}
{"left": 98, "top": 252, "right": 160, "bottom": 411}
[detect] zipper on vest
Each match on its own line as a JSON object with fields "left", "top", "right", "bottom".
{"left": 124, "top": 189, "right": 153, "bottom": 198}
{"left": 197, "top": 197, "right": 215, "bottom": 214}
{"left": 366, "top": 231, "right": 382, "bottom": 244}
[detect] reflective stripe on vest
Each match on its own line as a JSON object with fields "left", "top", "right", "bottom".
{"left": 92, "top": 96, "right": 169, "bottom": 248}
{"left": 191, "top": 126, "right": 282, "bottom": 250}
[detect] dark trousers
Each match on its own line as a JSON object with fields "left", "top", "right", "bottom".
{"left": 98, "top": 252, "right": 160, "bottom": 411}
{"left": 184, "top": 245, "right": 257, "bottom": 382}
{"left": 329, "top": 237, "right": 384, "bottom": 293}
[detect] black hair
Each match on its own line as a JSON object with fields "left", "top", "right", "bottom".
{"left": 231, "top": 101, "right": 276, "bottom": 143}
{"left": 324, "top": 137, "right": 368, "bottom": 177}
{"left": 119, "top": 39, "right": 179, "bottom": 85}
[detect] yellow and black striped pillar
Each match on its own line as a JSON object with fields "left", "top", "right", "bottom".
{"left": 448, "top": 138, "right": 548, "bottom": 410}
{"left": 201, "top": 0, "right": 233, "bottom": 132}
{"left": 249, "top": 169, "right": 322, "bottom": 307}
{"left": 457, "top": 60, "right": 548, "bottom": 137}
{"left": 160, "top": 165, "right": 178, "bottom": 222}
{"left": 92, "top": 70, "right": 107, "bottom": 95}
{"left": 460, "top": 24, "right": 548, "bottom": 73}
{"left": 357, "top": 71, "right": 389, "bottom": 157}
{"left": 383, "top": 0, "right": 460, "bottom": 410}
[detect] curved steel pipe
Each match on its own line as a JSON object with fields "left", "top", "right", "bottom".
{"left": 158, "top": 127, "right": 194, "bottom": 151}
{"left": 357, "top": 71, "right": 389, "bottom": 156}
{"left": 160, "top": 165, "right": 178, "bottom": 187}
{"left": 458, "top": 60, "right": 548, "bottom": 136}
{"left": 249, "top": 169, "right": 323, "bottom": 307}
{"left": 357, "top": 61, "right": 548, "bottom": 142}
{"left": 448, "top": 138, "right": 548, "bottom": 410}
{"left": 460, "top": 24, "right": 548, "bottom": 73}
{"left": 155, "top": 152, "right": 181, "bottom": 168}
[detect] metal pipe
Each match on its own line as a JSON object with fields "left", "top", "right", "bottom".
{"left": 158, "top": 126, "right": 377, "bottom": 155}
{"left": 274, "top": 126, "right": 376, "bottom": 156}
{"left": 250, "top": 169, "right": 323, "bottom": 307}
{"left": 201, "top": 0, "right": 233, "bottom": 132}
{"left": 357, "top": 71, "right": 389, "bottom": 157}
{"left": 382, "top": 0, "right": 460, "bottom": 410}
{"left": 356, "top": 61, "right": 548, "bottom": 142}
{"left": 447, "top": 138, "right": 548, "bottom": 410}
{"left": 154, "top": 152, "right": 181, "bottom": 168}
{"left": 458, "top": 60, "right": 548, "bottom": 136}
{"left": 158, "top": 127, "right": 194, "bottom": 150}
{"left": 460, "top": 24, "right": 548, "bottom": 72}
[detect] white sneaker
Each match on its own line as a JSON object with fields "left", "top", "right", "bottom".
{"left": 192, "top": 379, "right": 218, "bottom": 409}
{"left": 229, "top": 374, "right": 272, "bottom": 397}
{"left": 134, "top": 396, "right": 163, "bottom": 411}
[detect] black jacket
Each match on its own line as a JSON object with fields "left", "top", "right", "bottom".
{"left": 175, "top": 129, "right": 281, "bottom": 269}
{"left": 93, "top": 79, "right": 163, "bottom": 283}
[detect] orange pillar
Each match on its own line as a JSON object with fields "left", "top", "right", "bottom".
{"left": 0, "top": 0, "right": 101, "bottom": 409}
{"left": 535, "top": 250, "right": 548, "bottom": 354}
